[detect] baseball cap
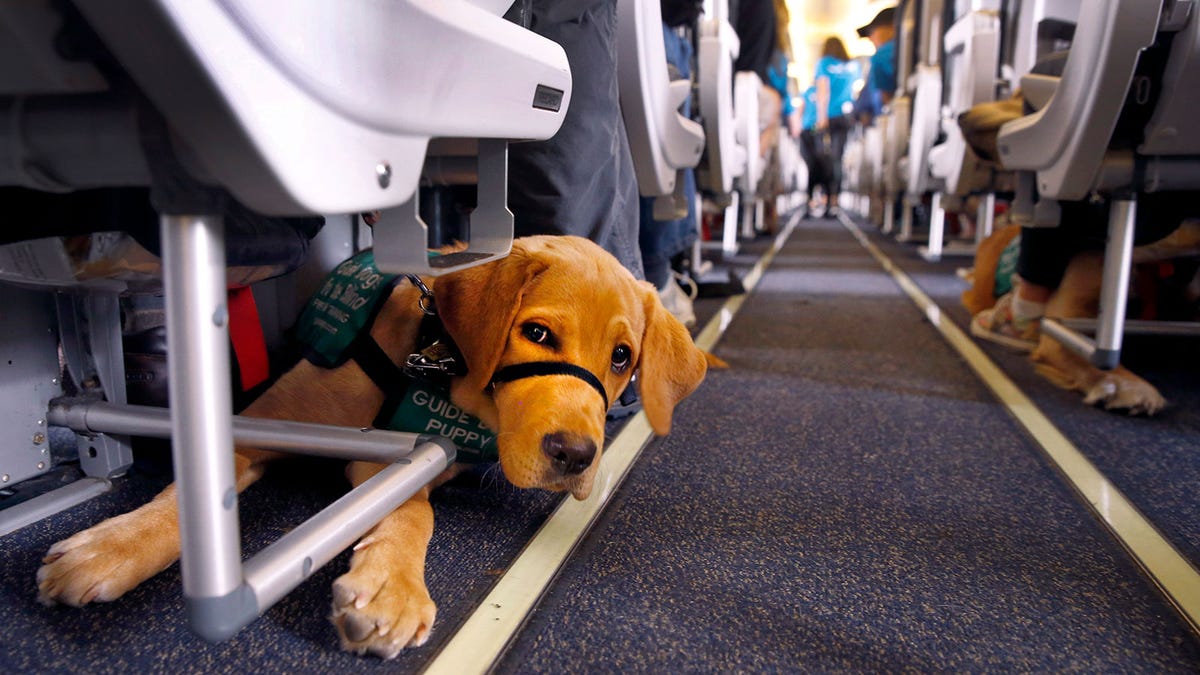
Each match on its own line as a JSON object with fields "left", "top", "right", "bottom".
{"left": 857, "top": 7, "right": 896, "bottom": 38}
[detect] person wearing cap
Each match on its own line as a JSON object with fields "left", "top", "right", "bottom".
{"left": 858, "top": 7, "right": 898, "bottom": 104}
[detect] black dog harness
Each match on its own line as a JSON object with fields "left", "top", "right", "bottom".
{"left": 294, "top": 251, "right": 609, "bottom": 462}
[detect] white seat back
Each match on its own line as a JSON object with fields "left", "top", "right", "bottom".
{"left": 1009, "top": 0, "right": 1082, "bottom": 80}
{"left": 696, "top": 6, "right": 744, "bottom": 197}
{"left": 929, "top": 9, "right": 1001, "bottom": 195}
{"left": 733, "top": 71, "right": 762, "bottom": 195}
{"left": 883, "top": 98, "right": 911, "bottom": 198}
{"left": 617, "top": 0, "right": 706, "bottom": 197}
{"left": 905, "top": 64, "right": 943, "bottom": 197}
{"left": 65, "top": 0, "right": 572, "bottom": 215}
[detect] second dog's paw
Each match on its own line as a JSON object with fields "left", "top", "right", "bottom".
{"left": 330, "top": 539, "right": 437, "bottom": 659}
{"left": 1082, "top": 372, "right": 1167, "bottom": 416}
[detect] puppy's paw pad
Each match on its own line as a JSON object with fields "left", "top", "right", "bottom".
{"left": 331, "top": 564, "right": 436, "bottom": 659}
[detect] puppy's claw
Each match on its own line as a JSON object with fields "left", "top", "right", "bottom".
{"left": 341, "top": 611, "right": 379, "bottom": 643}
{"left": 331, "top": 580, "right": 358, "bottom": 611}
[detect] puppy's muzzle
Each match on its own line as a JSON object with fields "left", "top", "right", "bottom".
{"left": 491, "top": 360, "right": 608, "bottom": 479}
{"left": 541, "top": 431, "right": 597, "bottom": 476}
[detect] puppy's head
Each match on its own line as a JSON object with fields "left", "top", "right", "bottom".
{"left": 436, "top": 235, "right": 708, "bottom": 499}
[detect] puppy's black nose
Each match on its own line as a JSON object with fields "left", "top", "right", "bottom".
{"left": 541, "top": 432, "right": 597, "bottom": 476}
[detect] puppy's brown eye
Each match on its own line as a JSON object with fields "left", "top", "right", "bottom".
{"left": 611, "top": 345, "right": 632, "bottom": 373}
{"left": 522, "top": 323, "right": 551, "bottom": 345}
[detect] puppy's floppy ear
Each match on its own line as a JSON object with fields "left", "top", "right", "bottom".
{"left": 435, "top": 249, "right": 548, "bottom": 396}
{"left": 637, "top": 283, "right": 708, "bottom": 435}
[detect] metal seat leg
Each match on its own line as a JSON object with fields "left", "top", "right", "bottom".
{"left": 160, "top": 213, "right": 245, "bottom": 617}
{"left": 1093, "top": 198, "right": 1136, "bottom": 369}
{"left": 1039, "top": 198, "right": 1136, "bottom": 370}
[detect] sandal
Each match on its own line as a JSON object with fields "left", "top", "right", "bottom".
{"left": 970, "top": 292, "right": 1039, "bottom": 352}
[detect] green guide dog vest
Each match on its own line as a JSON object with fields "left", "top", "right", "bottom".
{"left": 294, "top": 250, "right": 497, "bottom": 463}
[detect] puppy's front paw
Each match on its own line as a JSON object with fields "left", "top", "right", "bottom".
{"left": 331, "top": 537, "right": 437, "bottom": 659}
{"left": 1082, "top": 371, "right": 1167, "bottom": 416}
{"left": 37, "top": 511, "right": 174, "bottom": 607}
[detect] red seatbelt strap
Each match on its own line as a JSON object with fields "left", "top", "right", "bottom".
{"left": 227, "top": 286, "right": 269, "bottom": 391}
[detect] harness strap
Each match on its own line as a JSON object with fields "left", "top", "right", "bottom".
{"left": 490, "top": 361, "right": 609, "bottom": 410}
{"left": 348, "top": 333, "right": 410, "bottom": 400}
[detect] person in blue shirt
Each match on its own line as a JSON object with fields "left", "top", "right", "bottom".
{"left": 853, "top": 79, "right": 884, "bottom": 125}
{"left": 797, "top": 86, "right": 832, "bottom": 216}
{"left": 858, "top": 7, "right": 898, "bottom": 104}
{"left": 812, "top": 36, "right": 860, "bottom": 214}
{"left": 814, "top": 37, "right": 860, "bottom": 127}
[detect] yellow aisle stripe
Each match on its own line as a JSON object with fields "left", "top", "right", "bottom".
{"left": 838, "top": 211, "right": 1200, "bottom": 634}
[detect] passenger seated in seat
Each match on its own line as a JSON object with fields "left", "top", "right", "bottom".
{"left": 971, "top": 198, "right": 1196, "bottom": 351}
{"left": 965, "top": 52, "right": 1198, "bottom": 351}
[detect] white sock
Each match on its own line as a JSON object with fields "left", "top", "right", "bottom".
{"left": 1011, "top": 295, "right": 1045, "bottom": 324}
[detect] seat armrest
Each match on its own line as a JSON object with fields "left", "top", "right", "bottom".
{"left": 996, "top": 0, "right": 1161, "bottom": 201}
{"left": 1018, "top": 73, "right": 1060, "bottom": 111}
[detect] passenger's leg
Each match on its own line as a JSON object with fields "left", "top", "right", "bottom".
{"left": 506, "top": 0, "right": 644, "bottom": 278}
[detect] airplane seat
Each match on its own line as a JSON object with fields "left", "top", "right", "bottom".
{"left": 923, "top": 0, "right": 1083, "bottom": 258}
{"left": 1007, "top": 0, "right": 1083, "bottom": 81}
{"left": 891, "top": 0, "right": 948, "bottom": 245}
{"left": 0, "top": 0, "right": 572, "bottom": 642}
{"left": 879, "top": 0, "right": 919, "bottom": 236}
{"left": 842, "top": 130, "right": 864, "bottom": 207}
{"left": 696, "top": 2, "right": 745, "bottom": 202}
{"left": 905, "top": 64, "right": 943, "bottom": 201}
{"left": 880, "top": 97, "right": 911, "bottom": 233}
{"left": 776, "top": 127, "right": 805, "bottom": 212}
{"left": 734, "top": 71, "right": 764, "bottom": 199}
{"left": 617, "top": 0, "right": 705, "bottom": 210}
{"left": 864, "top": 116, "right": 887, "bottom": 227}
{"left": 928, "top": 8, "right": 1002, "bottom": 199}
{"left": 996, "top": 0, "right": 1200, "bottom": 370}
{"left": 923, "top": 5, "right": 1003, "bottom": 260}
